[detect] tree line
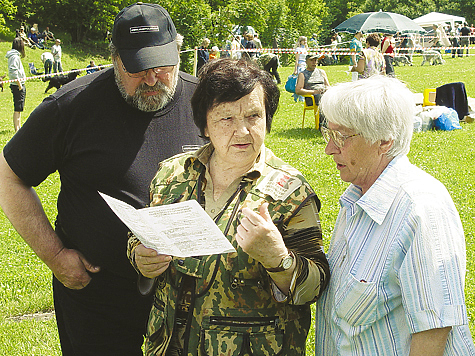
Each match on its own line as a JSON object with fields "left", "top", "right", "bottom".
{"left": 0, "top": 0, "right": 473, "bottom": 55}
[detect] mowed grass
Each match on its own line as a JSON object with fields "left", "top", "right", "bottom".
{"left": 0, "top": 42, "right": 474, "bottom": 355}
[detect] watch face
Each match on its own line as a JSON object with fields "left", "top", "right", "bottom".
{"left": 282, "top": 255, "right": 293, "bottom": 270}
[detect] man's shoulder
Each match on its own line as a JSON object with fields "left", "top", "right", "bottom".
{"left": 178, "top": 71, "right": 198, "bottom": 86}
{"left": 50, "top": 67, "right": 114, "bottom": 100}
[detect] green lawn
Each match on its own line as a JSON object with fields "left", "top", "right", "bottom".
{"left": 0, "top": 43, "right": 474, "bottom": 355}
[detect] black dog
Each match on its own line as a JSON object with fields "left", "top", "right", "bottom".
{"left": 0, "top": 75, "right": 5, "bottom": 92}
{"left": 43, "top": 70, "right": 80, "bottom": 93}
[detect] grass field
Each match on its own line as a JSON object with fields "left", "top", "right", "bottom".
{"left": 0, "top": 41, "right": 474, "bottom": 355}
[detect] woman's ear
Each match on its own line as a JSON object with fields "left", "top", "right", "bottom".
{"left": 379, "top": 139, "right": 393, "bottom": 155}
{"left": 204, "top": 127, "right": 209, "bottom": 138}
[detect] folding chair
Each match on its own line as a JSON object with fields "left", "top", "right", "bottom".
{"left": 422, "top": 88, "right": 436, "bottom": 107}
{"left": 29, "top": 62, "right": 43, "bottom": 75}
{"left": 302, "top": 95, "right": 320, "bottom": 129}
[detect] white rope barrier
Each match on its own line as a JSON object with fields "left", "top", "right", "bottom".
{"left": 0, "top": 64, "right": 113, "bottom": 85}
{"left": 5, "top": 40, "right": 474, "bottom": 86}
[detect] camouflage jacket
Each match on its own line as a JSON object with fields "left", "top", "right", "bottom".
{"left": 128, "top": 144, "right": 329, "bottom": 355}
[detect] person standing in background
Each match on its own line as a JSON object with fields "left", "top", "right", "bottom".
{"left": 6, "top": 37, "right": 26, "bottom": 132}
{"left": 51, "top": 38, "right": 62, "bottom": 73}
{"left": 381, "top": 33, "right": 395, "bottom": 77}
{"left": 41, "top": 51, "right": 54, "bottom": 75}
{"left": 349, "top": 31, "right": 363, "bottom": 81}
{"left": 197, "top": 38, "right": 210, "bottom": 74}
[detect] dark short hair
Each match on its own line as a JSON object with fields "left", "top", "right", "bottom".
{"left": 366, "top": 33, "right": 381, "bottom": 47}
{"left": 191, "top": 58, "right": 280, "bottom": 137}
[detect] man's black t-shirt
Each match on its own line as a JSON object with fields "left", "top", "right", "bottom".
{"left": 4, "top": 68, "right": 203, "bottom": 280}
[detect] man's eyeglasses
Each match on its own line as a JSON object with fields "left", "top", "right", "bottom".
{"left": 321, "top": 126, "right": 360, "bottom": 149}
{"left": 121, "top": 62, "right": 173, "bottom": 78}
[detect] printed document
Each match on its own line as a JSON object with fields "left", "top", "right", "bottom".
{"left": 99, "top": 193, "right": 236, "bottom": 257}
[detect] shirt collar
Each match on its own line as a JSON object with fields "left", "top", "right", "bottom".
{"left": 340, "top": 155, "right": 409, "bottom": 225}
{"left": 183, "top": 142, "right": 264, "bottom": 181}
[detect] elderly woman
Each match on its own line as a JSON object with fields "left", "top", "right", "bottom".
{"left": 352, "top": 33, "right": 384, "bottom": 79}
{"left": 315, "top": 76, "right": 475, "bottom": 355}
{"left": 128, "top": 59, "right": 329, "bottom": 355}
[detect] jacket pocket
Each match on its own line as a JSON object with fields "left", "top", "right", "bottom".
{"left": 334, "top": 274, "right": 379, "bottom": 327}
{"left": 146, "top": 295, "right": 171, "bottom": 353}
{"left": 200, "top": 315, "right": 283, "bottom": 356}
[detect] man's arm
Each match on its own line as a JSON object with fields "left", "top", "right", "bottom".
{"left": 409, "top": 327, "right": 451, "bottom": 356}
{"left": 0, "top": 153, "right": 99, "bottom": 289}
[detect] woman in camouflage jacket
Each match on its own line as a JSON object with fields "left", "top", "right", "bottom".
{"left": 127, "top": 59, "right": 329, "bottom": 355}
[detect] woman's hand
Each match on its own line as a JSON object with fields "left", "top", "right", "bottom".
{"left": 134, "top": 244, "right": 172, "bottom": 278}
{"left": 236, "top": 202, "right": 288, "bottom": 269}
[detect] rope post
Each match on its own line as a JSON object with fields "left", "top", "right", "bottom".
{"left": 193, "top": 47, "right": 198, "bottom": 77}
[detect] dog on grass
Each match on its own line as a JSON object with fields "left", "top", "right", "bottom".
{"left": 0, "top": 75, "right": 6, "bottom": 92}
{"left": 421, "top": 50, "right": 445, "bottom": 66}
{"left": 42, "top": 70, "right": 80, "bottom": 93}
{"left": 393, "top": 55, "right": 412, "bottom": 66}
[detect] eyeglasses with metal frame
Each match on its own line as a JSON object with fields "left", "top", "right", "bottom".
{"left": 121, "top": 62, "right": 174, "bottom": 78}
{"left": 321, "top": 125, "right": 360, "bottom": 149}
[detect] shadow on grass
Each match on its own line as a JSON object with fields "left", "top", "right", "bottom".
{"left": 272, "top": 127, "right": 324, "bottom": 141}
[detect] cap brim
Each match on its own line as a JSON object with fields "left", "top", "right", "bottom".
{"left": 120, "top": 40, "right": 179, "bottom": 73}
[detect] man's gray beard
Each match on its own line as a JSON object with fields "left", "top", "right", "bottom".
{"left": 114, "top": 66, "right": 178, "bottom": 112}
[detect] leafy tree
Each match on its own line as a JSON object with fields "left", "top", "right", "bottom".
{"left": 0, "top": 0, "right": 16, "bottom": 37}
{"left": 14, "top": 0, "right": 121, "bottom": 43}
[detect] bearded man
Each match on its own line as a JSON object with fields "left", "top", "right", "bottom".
{"left": 0, "top": 3, "right": 203, "bottom": 355}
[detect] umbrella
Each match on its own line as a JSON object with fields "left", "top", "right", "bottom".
{"left": 232, "top": 25, "right": 256, "bottom": 35}
{"left": 335, "top": 11, "right": 426, "bottom": 35}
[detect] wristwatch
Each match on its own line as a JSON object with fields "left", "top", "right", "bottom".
{"left": 265, "top": 251, "right": 294, "bottom": 272}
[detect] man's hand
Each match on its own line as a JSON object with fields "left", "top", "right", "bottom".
{"left": 134, "top": 244, "right": 172, "bottom": 278}
{"left": 49, "top": 248, "right": 100, "bottom": 290}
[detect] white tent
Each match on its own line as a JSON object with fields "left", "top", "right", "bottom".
{"left": 413, "top": 12, "right": 465, "bottom": 30}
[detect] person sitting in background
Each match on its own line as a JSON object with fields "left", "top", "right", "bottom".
{"left": 315, "top": 76, "right": 475, "bottom": 356}
{"left": 18, "top": 26, "right": 35, "bottom": 48}
{"left": 295, "top": 53, "right": 330, "bottom": 107}
{"left": 27, "top": 27, "right": 44, "bottom": 49}
{"left": 128, "top": 58, "right": 329, "bottom": 355}
{"left": 352, "top": 33, "right": 385, "bottom": 79}
{"left": 86, "top": 60, "right": 98, "bottom": 74}
{"left": 42, "top": 26, "right": 55, "bottom": 42}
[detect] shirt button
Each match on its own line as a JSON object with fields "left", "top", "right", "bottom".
{"left": 211, "top": 209, "right": 215, "bottom": 213}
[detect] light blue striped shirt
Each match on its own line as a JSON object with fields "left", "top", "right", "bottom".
{"left": 315, "top": 155, "right": 475, "bottom": 355}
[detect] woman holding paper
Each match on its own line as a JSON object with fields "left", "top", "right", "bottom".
{"left": 127, "top": 58, "right": 329, "bottom": 356}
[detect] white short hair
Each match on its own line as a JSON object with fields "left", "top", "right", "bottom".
{"left": 320, "top": 76, "right": 415, "bottom": 158}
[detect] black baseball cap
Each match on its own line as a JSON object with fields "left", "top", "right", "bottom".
{"left": 112, "top": 2, "right": 179, "bottom": 73}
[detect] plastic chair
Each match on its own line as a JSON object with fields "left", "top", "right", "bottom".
{"left": 302, "top": 95, "right": 320, "bottom": 129}
{"left": 422, "top": 88, "right": 436, "bottom": 107}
